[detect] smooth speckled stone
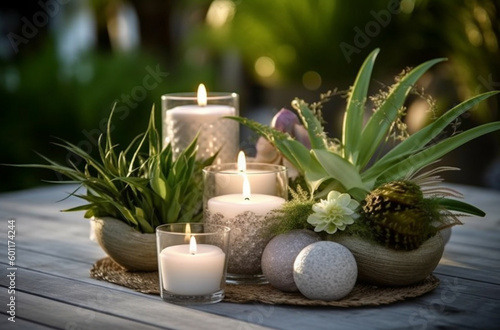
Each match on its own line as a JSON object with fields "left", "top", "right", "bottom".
{"left": 293, "top": 241, "right": 357, "bottom": 301}
{"left": 261, "top": 230, "right": 321, "bottom": 292}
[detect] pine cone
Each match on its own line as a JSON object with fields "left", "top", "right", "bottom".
{"left": 362, "top": 181, "right": 437, "bottom": 250}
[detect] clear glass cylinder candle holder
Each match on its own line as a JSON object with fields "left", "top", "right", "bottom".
{"left": 156, "top": 223, "right": 231, "bottom": 304}
{"left": 203, "top": 163, "right": 287, "bottom": 284}
{"left": 161, "top": 91, "right": 239, "bottom": 164}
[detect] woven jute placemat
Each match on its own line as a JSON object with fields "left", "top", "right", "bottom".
{"left": 90, "top": 257, "right": 440, "bottom": 307}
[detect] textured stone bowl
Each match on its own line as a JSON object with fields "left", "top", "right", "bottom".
{"left": 92, "top": 217, "right": 157, "bottom": 271}
{"left": 330, "top": 232, "right": 445, "bottom": 286}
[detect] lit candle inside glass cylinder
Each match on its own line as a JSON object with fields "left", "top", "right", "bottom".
{"left": 206, "top": 176, "right": 285, "bottom": 281}
{"left": 162, "top": 84, "right": 239, "bottom": 164}
{"left": 160, "top": 235, "right": 225, "bottom": 295}
{"left": 212, "top": 151, "right": 280, "bottom": 196}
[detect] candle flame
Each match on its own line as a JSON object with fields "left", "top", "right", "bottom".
{"left": 237, "top": 151, "right": 246, "bottom": 172}
{"left": 197, "top": 83, "right": 207, "bottom": 106}
{"left": 243, "top": 175, "right": 251, "bottom": 200}
{"left": 189, "top": 236, "right": 197, "bottom": 255}
{"left": 184, "top": 223, "right": 192, "bottom": 243}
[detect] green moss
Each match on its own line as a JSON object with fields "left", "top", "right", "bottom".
{"left": 267, "top": 186, "right": 315, "bottom": 236}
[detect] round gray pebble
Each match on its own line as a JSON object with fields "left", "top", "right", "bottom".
{"left": 293, "top": 241, "right": 357, "bottom": 301}
{"left": 261, "top": 229, "right": 321, "bottom": 292}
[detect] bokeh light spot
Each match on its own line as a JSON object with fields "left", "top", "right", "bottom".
{"left": 255, "top": 56, "right": 276, "bottom": 78}
{"left": 302, "top": 71, "right": 322, "bottom": 90}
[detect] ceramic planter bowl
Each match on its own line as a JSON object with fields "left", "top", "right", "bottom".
{"left": 92, "top": 217, "right": 157, "bottom": 271}
{"left": 330, "top": 232, "right": 445, "bottom": 286}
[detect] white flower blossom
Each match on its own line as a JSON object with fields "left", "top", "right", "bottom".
{"left": 307, "top": 190, "right": 359, "bottom": 234}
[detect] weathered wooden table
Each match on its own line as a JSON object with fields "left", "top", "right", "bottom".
{"left": 1, "top": 183, "right": 499, "bottom": 329}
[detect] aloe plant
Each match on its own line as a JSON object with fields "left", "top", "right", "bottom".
{"left": 13, "top": 106, "right": 215, "bottom": 233}
{"left": 230, "top": 48, "right": 500, "bottom": 217}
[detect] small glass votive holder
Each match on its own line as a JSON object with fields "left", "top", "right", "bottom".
{"left": 156, "top": 223, "right": 231, "bottom": 305}
{"left": 203, "top": 163, "right": 287, "bottom": 285}
{"left": 161, "top": 90, "right": 239, "bottom": 164}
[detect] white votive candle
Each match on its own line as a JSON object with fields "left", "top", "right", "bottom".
{"left": 160, "top": 240, "right": 225, "bottom": 295}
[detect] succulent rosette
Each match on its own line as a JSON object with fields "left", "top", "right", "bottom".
{"left": 307, "top": 191, "right": 359, "bottom": 234}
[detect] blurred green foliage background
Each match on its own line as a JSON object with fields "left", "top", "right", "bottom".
{"left": 1, "top": 0, "right": 499, "bottom": 192}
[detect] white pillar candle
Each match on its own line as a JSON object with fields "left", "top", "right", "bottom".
{"left": 163, "top": 84, "right": 239, "bottom": 164}
{"left": 206, "top": 187, "right": 285, "bottom": 274}
{"left": 160, "top": 237, "right": 225, "bottom": 295}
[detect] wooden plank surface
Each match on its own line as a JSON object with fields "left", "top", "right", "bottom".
{"left": 1, "top": 183, "right": 500, "bottom": 329}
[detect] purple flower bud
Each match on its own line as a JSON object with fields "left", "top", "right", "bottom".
{"left": 271, "top": 108, "right": 310, "bottom": 148}
{"left": 252, "top": 108, "right": 310, "bottom": 179}
{"left": 271, "top": 108, "right": 300, "bottom": 135}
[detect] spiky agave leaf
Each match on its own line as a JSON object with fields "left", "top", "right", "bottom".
{"left": 243, "top": 51, "right": 499, "bottom": 201}
{"left": 355, "top": 57, "right": 446, "bottom": 171}
{"left": 229, "top": 49, "right": 500, "bottom": 251}
{"left": 342, "top": 48, "right": 379, "bottom": 163}
{"left": 361, "top": 91, "right": 499, "bottom": 183}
